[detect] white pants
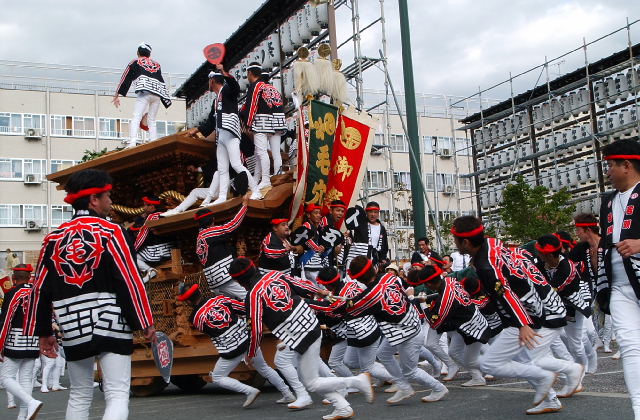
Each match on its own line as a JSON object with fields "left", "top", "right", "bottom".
{"left": 275, "top": 346, "right": 307, "bottom": 396}
{"left": 447, "top": 331, "right": 482, "bottom": 372}
{"left": 347, "top": 341, "right": 395, "bottom": 382}
{"left": 214, "top": 281, "right": 247, "bottom": 300}
{"left": 66, "top": 352, "right": 131, "bottom": 420}
{"left": 564, "top": 312, "right": 588, "bottom": 366}
{"left": 217, "top": 129, "right": 258, "bottom": 198}
{"left": 297, "top": 337, "right": 358, "bottom": 410}
{"left": 1, "top": 357, "right": 37, "bottom": 420}
{"left": 425, "top": 327, "right": 454, "bottom": 368}
{"left": 328, "top": 340, "right": 353, "bottom": 377}
{"left": 253, "top": 132, "right": 282, "bottom": 185}
{"left": 129, "top": 91, "right": 161, "bottom": 146}
{"left": 174, "top": 173, "right": 220, "bottom": 213}
{"left": 551, "top": 336, "right": 574, "bottom": 361}
{"left": 377, "top": 331, "right": 443, "bottom": 392}
{"left": 41, "top": 354, "right": 56, "bottom": 390}
{"left": 610, "top": 283, "right": 640, "bottom": 420}
{"left": 212, "top": 348, "right": 288, "bottom": 395}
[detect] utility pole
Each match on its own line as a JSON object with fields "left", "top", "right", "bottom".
{"left": 398, "top": 0, "right": 426, "bottom": 241}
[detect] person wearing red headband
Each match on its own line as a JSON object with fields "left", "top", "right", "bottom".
{"left": 346, "top": 256, "right": 448, "bottom": 405}
{"left": 573, "top": 213, "right": 613, "bottom": 353}
{"left": 258, "top": 218, "right": 303, "bottom": 276}
{"left": 134, "top": 195, "right": 175, "bottom": 284}
{"left": 176, "top": 282, "right": 295, "bottom": 408}
{"left": 598, "top": 139, "right": 640, "bottom": 419}
{"left": 194, "top": 195, "right": 249, "bottom": 300}
{"left": 228, "top": 257, "right": 374, "bottom": 420}
{"left": 299, "top": 204, "right": 328, "bottom": 284}
{"left": 306, "top": 267, "right": 394, "bottom": 388}
{"left": 344, "top": 203, "right": 389, "bottom": 271}
{"left": 28, "top": 169, "right": 155, "bottom": 420}
{"left": 321, "top": 200, "right": 347, "bottom": 230}
{"left": 536, "top": 234, "right": 591, "bottom": 394}
{"left": 413, "top": 265, "right": 491, "bottom": 388}
{"left": 411, "top": 237, "right": 444, "bottom": 269}
{"left": 452, "top": 215, "right": 582, "bottom": 414}
{"left": 0, "top": 264, "right": 43, "bottom": 420}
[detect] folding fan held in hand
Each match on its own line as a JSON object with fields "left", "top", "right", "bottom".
{"left": 203, "top": 43, "right": 226, "bottom": 65}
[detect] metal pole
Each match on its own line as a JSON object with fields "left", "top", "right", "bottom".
{"left": 398, "top": 0, "right": 427, "bottom": 242}
{"left": 448, "top": 97, "right": 462, "bottom": 216}
{"left": 431, "top": 136, "right": 441, "bottom": 243}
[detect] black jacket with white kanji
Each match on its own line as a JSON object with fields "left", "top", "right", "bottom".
{"left": 411, "top": 250, "right": 445, "bottom": 268}
{"left": 347, "top": 273, "right": 421, "bottom": 346}
{"left": 537, "top": 256, "right": 591, "bottom": 318}
{"left": 198, "top": 75, "right": 241, "bottom": 139}
{"left": 196, "top": 205, "right": 247, "bottom": 289}
{"left": 0, "top": 284, "right": 39, "bottom": 359}
{"left": 27, "top": 210, "right": 154, "bottom": 361}
{"left": 307, "top": 280, "right": 381, "bottom": 348}
{"left": 239, "top": 81, "right": 286, "bottom": 134}
{"left": 190, "top": 295, "right": 249, "bottom": 359}
{"left": 423, "top": 277, "right": 490, "bottom": 344}
{"left": 246, "top": 271, "right": 321, "bottom": 358}
{"left": 258, "top": 232, "right": 294, "bottom": 275}
{"left": 116, "top": 57, "right": 172, "bottom": 108}
{"left": 135, "top": 212, "right": 175, "bottom": 263}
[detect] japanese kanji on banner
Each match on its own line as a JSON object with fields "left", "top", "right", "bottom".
{"left": 323, "top": 106, "right": 377, "bottom": 220}
{"left": 304, "top": 100, "right": 339, "bottom": 207}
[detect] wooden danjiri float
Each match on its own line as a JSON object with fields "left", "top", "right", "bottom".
{"left": 47, "top": 132, "right": 294, "bottom": 396}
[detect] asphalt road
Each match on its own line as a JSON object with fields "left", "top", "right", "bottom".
{"left": 2, "top": 345, "right": 633, "bottom": 420}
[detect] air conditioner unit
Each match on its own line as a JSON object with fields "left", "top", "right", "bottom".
{"left": 370, "top": 145, "right": 385, "bottom": 156}
{"left": 23, "top": 173, "right": 41, "bottom": 184}
{"left": 24, "top": 128, "right": 43, "bottom": 140}
{"left": 24, "top": 220, "right": 42, "bottom": 231}
{"left": 439, "top": 148, "right": 452, "bottom": 158}
{"left": 443, "top": 185, "right": 455, "bottom": 194}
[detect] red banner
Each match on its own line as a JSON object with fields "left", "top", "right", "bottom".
{"left": 323, "top": 107, "right": 377, "bottom": 225}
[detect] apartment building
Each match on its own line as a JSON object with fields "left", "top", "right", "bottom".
{"left": 0, "top": 87, "right": 185, "bottom": 269}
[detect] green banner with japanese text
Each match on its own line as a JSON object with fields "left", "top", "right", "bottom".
{"left": 304, "top": 100, "right": 339, "bottom": 207}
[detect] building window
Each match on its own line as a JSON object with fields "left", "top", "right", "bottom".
{"left": 51, "top": 115, "right": 72, "bottom": 136}
{"left": 393, "top": 172, "right": 411, "bottom": 190}
{"left": 50, "top": 159, "right": 79, "bottom": 174}
{"left": 442, "top": 173, "right": 455, "bottom": 188}
{"left": 0, "top": 112, "right": 23, "bottom": 134}
{"left": 423, "top": 136, "right": 434, "bottom": 154}
{"left": 366, "top": 171, "right": 389, "bottom": 190}
{"left": 156, "top": 121, "right": 168, "bottom": 138}
{"left": 389, "top": 134, "right": 408, "bottom": 152}
{"left": 23, "top": 205, "right": 46, "bottom": 226}
{"left": 436, "top": 136, "right": 454, "bottom": 155}
{"left": 51, "top": 205, "right": 73, "bottom": 227}
{"left": 99, "top": 118, "right": 119, "bottom": 138}
{"left": 23, "top": 159, "right": 46, "bottom": 180}
{"left": 0, "top": 204, "right": 23, "bottom": 226}
{"left": 379, "top": 209, "right": 391, "bottom": 224}
{"left": 0, "top": 158, "right": 23, "bottom": 180}
{"left": 395, "top": 209, "right": 413, "bottom": 228}
{"left": 455, "top": 137, "right": 471, "bottom": 156}
{"left": 73, "top": 117, "right": 95, "bottom": 137}
{"left": 459, "top": 176, "right": 473, "bottom": 192}
{"left": 374, "top": 133, "right": 385, "bottom": 145}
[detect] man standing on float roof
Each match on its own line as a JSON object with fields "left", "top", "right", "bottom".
{"left": 112, "top": 43, "right": 172, "bottom": 147}
{"left": 596, "top": 138, "right": 640, "bottom": 420}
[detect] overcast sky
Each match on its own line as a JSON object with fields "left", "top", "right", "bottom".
{"left": 1, "top": 0, "right": 639, "bottom": 103}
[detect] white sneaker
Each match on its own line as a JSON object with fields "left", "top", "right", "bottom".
{"left": 443, "top": 364, "right": 459, "bottom": 381}
{"left": 386, "top": 387, "right": 415, "bottom": 404}
{"left": 40, "top": 387, "right": 49, "bottom": 393}
{"left": 612, "top": 350, "right": 621, "bottom": 360}
{"left": 7, "top": 403, "right": 16, "bottom": 409}
{"left": 160, "top": 208, "right": 180, "bottom": 217}
{"left": 484, "top": 374, "right": 495, "bottom": 380}
{"left": 257, "top": 181, "right": 272, "bottom": 190}
{"left": 52, "top": 385, "right": 67, "bottom": 391}
{"left": 287, "top": 394, "right": 313, "bottom": 410}
{"left": 461, "top": 377, "right": 486, "bottom": 387}
{"left": 384, "top": 384, "right": 398, "bottom": 393}
{"left": 250, "top": 191, "right": 264, "bottom": 200}
{"left": 432, "top": 359, "right": 443, "bottom": 377}
{"left": 212, "top": 196, "right": 227, "bottom": 205}
{"left": 351, "top": 372, "right": 374, "bottom": 403}
{"left": 526, "top": 396, "right": 562, "bottom": 415}
{"left": 33, "top": 380, "right": 42, "bottom": 388}
{"left": 322, "top": 406, "right": 354, "bottom": 420}
{"left": 557, "top": 364, "right": 583, "bottom": 398}
{"left": 421, "top": 385, "right": 448, "bottom": 402}
{"left": 26, "top": 399, "right": 43, "bottom": 420}
{"left": 604, "top": 345, "right": 612, "bottom": 353}
{"left": 532, "top": 372, "right": 557, "bottom": 406}
{"left": 276, "top": 390, "right": 296, "bottom": 404}
{"left": 243, "top": 388, "right": 260, "bottom": 408}
{"left": 322, "top": 398, "right": 332, "bottom": 405}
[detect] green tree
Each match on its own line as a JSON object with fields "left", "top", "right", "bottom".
{"left": 498, "top": 175, "right": 575, "bottom": 244}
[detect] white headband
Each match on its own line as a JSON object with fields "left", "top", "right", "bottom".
{"left": 138, "top": 42, "right": 152, "bottom": 51}
{"left": 208, "top": 71, "right": 223, "bottom": 78}
{"left": 247, "top": 64, "right": 262, "bottom": 71}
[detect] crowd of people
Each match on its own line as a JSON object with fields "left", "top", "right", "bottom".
{"left": 1, "top": 42, "right": 639, "bottom": 420}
